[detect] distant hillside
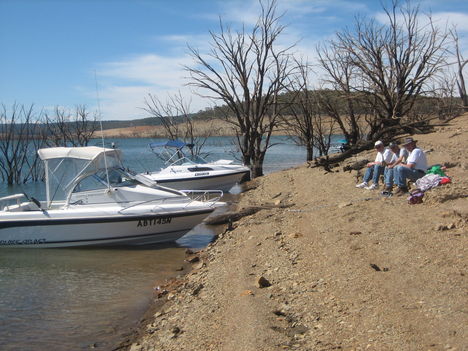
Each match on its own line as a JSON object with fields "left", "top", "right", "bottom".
{"left": 1, "top": 92, "right": 460, "bottom": 133}
{"left": 101, "top": 116, "right": 164, "bottom": 130}
{"left": 101, "top": 105, "right": 231, "bottom": 130}
{"left": 101, "top": 91, "right": 460, "bottom": 130}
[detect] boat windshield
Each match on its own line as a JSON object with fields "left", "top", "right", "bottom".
{"left": 149, "top": 141, "right": 208, "bottom": 167}
{"left": 187, "top": 154, "right": 208, "bottom": 164}
{"left": 170, "top": 155, "right": 208, "bottom": 166}
{"left": 44, "top": 149, "right": 123, "bottom": 206}
{"left": 73, "top": 168, "right": 139, "bottom": 192}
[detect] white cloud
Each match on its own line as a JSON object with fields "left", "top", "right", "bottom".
{"left": 216, "top": 0, "right": 369, "bottom": 25}
{"left": 375, "top": 9, "right": 468, "bottom": 32}
{"left": 431, "top": 12, "right": 468, "bottom": 32}
{"left": 93, "top": 83, "right": 212, "bottom": 121}
{"left": 97, "top": 85, "right": 151, "bottom": 120}
{"left": 98, "top": 54, "right": 193, "bottom": 88}
{"left": 374, "top": 9, "right": 468, "bottom": 59}
{"left": 84, "top": 52, "right": 215, "bottom": 120}
{"left": 278, "top": 0, "right": 369, "bottom": 16}
{"left": 153, "top": 33, "right": 213, "bottom": 53}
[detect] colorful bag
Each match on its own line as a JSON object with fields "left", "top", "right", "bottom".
{"left": 407, "top": 189, "right": 424, "bottom": 204}
{"left": 440, "top": 176, "right": 451, "bottom": 185}
{"left": 415, "top": 174, "right": 441, "bottom": 191}
{"left": 426, "top": 165, "right": 446, "bottom": 177}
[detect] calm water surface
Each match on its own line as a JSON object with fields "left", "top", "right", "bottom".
{"left": 0, "top": 246, "right": 186, "bottom": 350}
{"left": 0, "top": 135, "right": 342, "bottom": 350}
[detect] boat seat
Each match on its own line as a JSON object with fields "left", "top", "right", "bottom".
{"left": 2, "top": 201, "right": 41, "bottom": 212}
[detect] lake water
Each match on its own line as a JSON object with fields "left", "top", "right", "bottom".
{"left": 0, "top": 135, "right": 341, "bottom": 350}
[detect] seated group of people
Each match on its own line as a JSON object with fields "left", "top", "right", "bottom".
{"left": 355, "top": 137, "right": 428, "bottom": 195}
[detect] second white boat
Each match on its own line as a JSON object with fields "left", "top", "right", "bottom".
{"left": 140, "top": 140, "right": 251, "bottom": 192}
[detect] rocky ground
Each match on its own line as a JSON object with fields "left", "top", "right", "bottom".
{"left": 127, "top": 115, "right": 467, "bottom": 351}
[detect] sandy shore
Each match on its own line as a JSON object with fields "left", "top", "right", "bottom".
{"left": 127, "top": 114, "right": 467, "bottom": 351}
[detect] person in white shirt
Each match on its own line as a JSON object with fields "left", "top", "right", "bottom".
{"left": 383, "top": 142, "right": 409, "bottom": 191}
{"left": 393, "top": 137, "right": 428, "bottom": 195}
{"left": 356, "top": 140, "right": 394, "bottom": 190}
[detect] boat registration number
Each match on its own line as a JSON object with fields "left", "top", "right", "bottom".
{"left": 0, "top": 238, "right": 47, "bottom": 246}
{"left": 137, "top": 216, "right": 172, "bottom": 227}
{"left": 194, "top": 172, "right": 209, "bottom": 176}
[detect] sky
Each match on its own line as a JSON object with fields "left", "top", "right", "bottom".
{"left": 1, "top": 0, "right": 468, "bottom": 121}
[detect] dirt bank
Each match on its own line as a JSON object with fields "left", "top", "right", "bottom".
{"left": 128, "top": 114, "right": 467, "bottom": 351}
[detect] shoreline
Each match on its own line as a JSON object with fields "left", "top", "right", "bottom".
{"left": 113, "top": 259, "right": 192, "bottom": 351}
{"left": 114, "top": 198, "right": 242, "bottom": 351}
{"left": 126, "top": 114, "right": 467, "bottom": 350}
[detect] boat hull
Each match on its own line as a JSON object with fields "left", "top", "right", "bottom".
{"left": 0, "top": 208, "right": 214, "bottom": 248}
{"left": 146, "top": 170, "right": 250, "bottom": 192}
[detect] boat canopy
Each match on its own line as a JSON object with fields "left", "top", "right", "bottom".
{"left": 149, "top": 140, "right": 186, "bottom": 150}
{"left": 38, "top": 147, "right": 123, "bottom": 207}
{"left": 38, "top": 146, "right": 121, "bottom": 161}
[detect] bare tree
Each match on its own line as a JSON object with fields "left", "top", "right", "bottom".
{"left": 317, "top": 46, "right": 363, "bottom": 145}
{"left": 282, "top": 60, "right": 337, "bottom": 161}
{"left": 451, "top": 28, "right": 468, "bottom": 111}
{"left": 143, "top": 93, "right": 182, "bottom": 141}
{"left": 44, "top": 106, "right": 72, "bottom": 147}
{"left": 281, "top": 61, "right": 317, "bottom": 161}
{"left": 143, "top": 91, "right": 208, "bottom": 156}
{"left": 73, "top": 105, "right": 98, "bottom": 146}
{"left": 0, "top": 104, "right": 40, "bottom": 184}
{"left": 320, "top": 0, "right": 448, "bottom": 140}
{"left": 312, "top": 109, "right": 336, "bottom": 158}
{"left": 186, "top": 0, "right": 295, "bottom": 177}
{"left": 0, "top": 104, "right": 96, "bottom": 185}
{"left": 429, "top": 71, "right": 460, "bottom": 119}
{"left": 21, "top": 113, "right": 47, "bottom": 183}
{"left": 44, "top": 105, "right": 97, "bottom": 147}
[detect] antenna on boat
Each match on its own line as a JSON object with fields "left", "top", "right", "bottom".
{"left": 94, "top": 70, "right": 111, "bottom": 190}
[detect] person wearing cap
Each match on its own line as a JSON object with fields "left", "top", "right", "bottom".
{"left": 393, "top": 137, "right": 428, "bottom": 195}
{"left": 356, "top": 140, "right": 394, "bottom": 190}
{"left": 383, "top": 142, "right": 409, "bottom": 191}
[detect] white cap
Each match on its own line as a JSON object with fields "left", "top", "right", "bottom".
{"left": 374, "top": 140, "right": 384, "bottom": 147}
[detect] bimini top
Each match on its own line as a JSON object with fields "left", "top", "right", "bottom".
{"left": 38, "top": 146, "right": 121, "bottom": 161}
{"left": 38, "top": 147, "right": 124, "bottom": 207}
{"left": 149, "top": 140, "right": 186, "bottom": 150}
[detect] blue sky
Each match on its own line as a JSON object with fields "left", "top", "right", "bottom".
{"left": 1, "top": 0, "right": 468, "bottom": 120}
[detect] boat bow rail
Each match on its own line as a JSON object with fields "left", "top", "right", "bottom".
{"left": 118, "top": 190, "right": 223, "bottom": 214}
{"left": 179, "top": 190, "right": 223, "bottom": 205}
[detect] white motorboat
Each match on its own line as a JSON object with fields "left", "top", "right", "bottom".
{"left": 140, "top": 140, "right": 250, "bottom": 192}
{"left": 0, "top": 146, "right": 223, "bottom": 248}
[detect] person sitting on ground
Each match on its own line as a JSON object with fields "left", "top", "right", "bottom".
{"left": 383, "top": 141, "right": 409, "bottom": 192}
{"left": 393, "top": 137, "right": 428, "bottom": 195}
{"left": 356, "top": 140, "right": 394, "bottom": 190}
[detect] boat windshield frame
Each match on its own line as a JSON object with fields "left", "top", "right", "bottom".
{"left": 70, "top": 167, "right": 139, "bottom": 192}
{"left": 149, "top": 142, "right": 209, "bottom": 168}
